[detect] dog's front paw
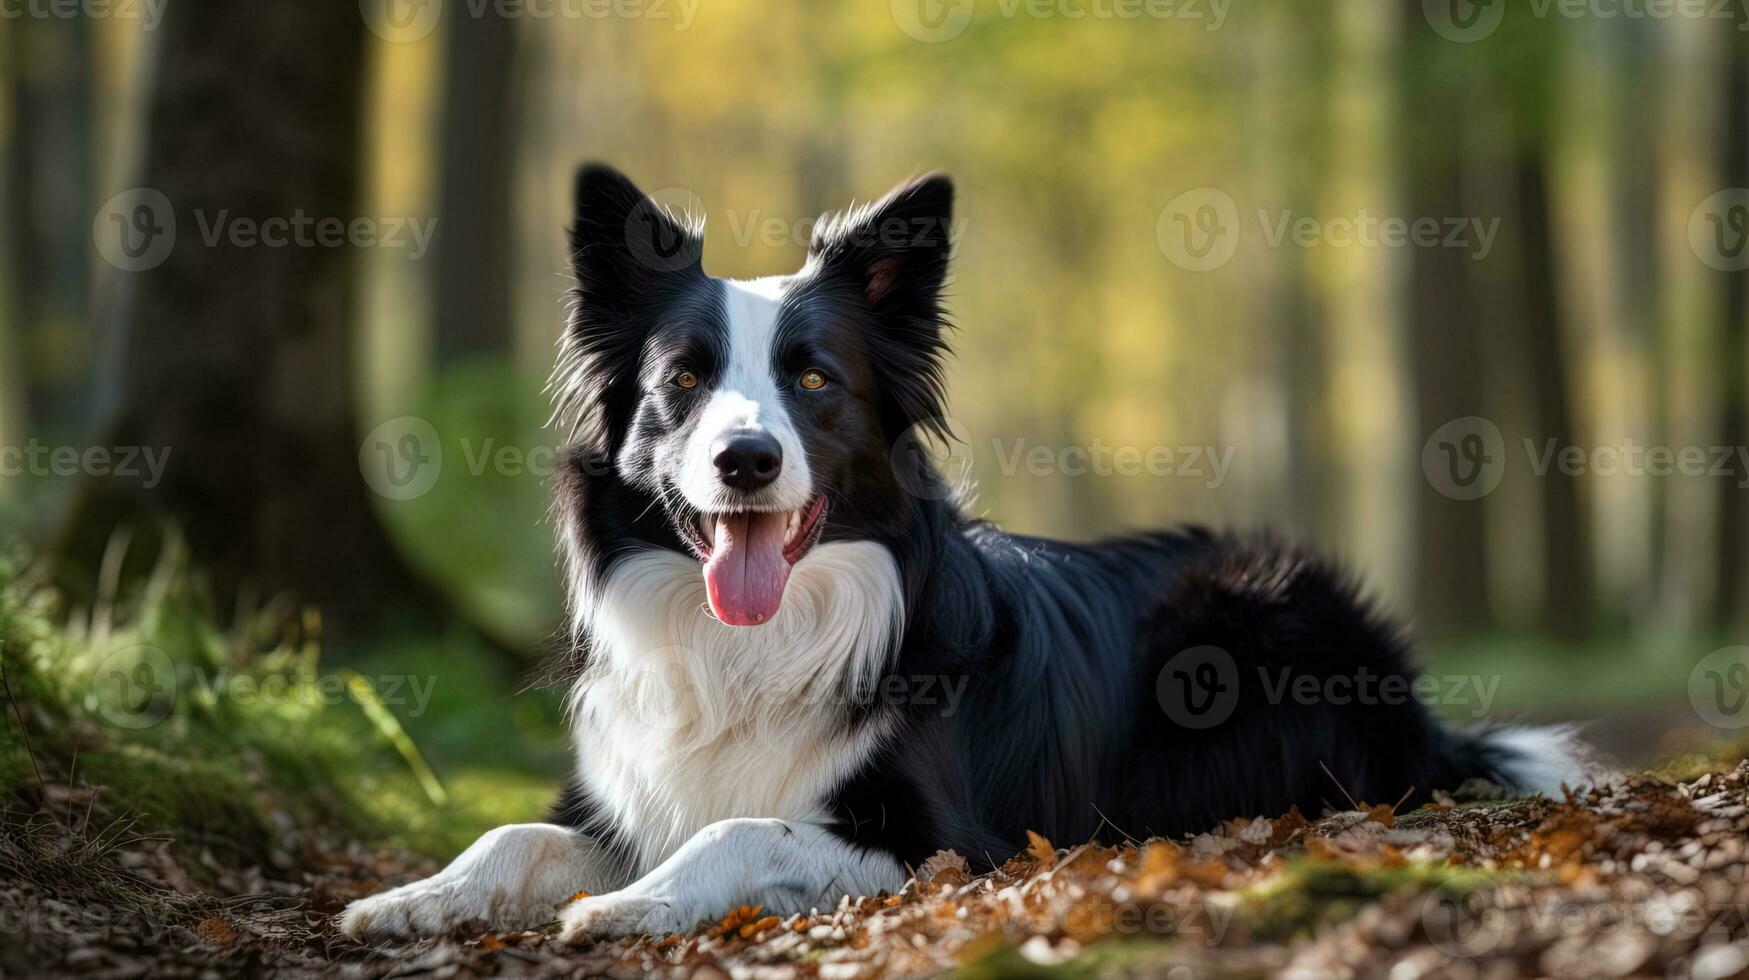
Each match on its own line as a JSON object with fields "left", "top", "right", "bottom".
{"left": 557, "top": 891, "right": 690, "bottom": 942}
{"left": 341, "top": 875, "right": 554, "bottom": 943}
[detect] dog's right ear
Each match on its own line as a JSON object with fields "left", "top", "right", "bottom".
{"left": 554, "top": 165, "right": 705, "bottom": 450}
{"left": 568, "top": 163, "right": 704, "bottom": 311}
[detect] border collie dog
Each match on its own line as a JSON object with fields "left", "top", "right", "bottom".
{"left": 342, "top": 165, "right": 1589, "bottom": 942}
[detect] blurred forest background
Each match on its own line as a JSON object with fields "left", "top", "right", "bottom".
{"left": 3, "top": 0, "right": 1749, "bottom": 780}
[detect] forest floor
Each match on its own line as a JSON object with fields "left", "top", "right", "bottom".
{"left": 5, "top": 757, "right": 1749, "bottom": 978}
{"left": 5, "top": 555, "right": 1749, "bottom": 978}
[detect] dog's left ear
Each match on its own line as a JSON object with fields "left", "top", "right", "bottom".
{"left": 810, "top": 174, "right": 956, "bottom": 436}
{"left": 810, "top": 173, "right": 954, "bottom": 309}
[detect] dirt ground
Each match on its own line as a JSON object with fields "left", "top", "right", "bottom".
{"left": 6, "top": 760, "right": 1749, "bottom": 978}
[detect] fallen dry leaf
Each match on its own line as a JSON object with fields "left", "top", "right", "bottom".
{"left": 196, "top": 917, "right": 237, "bottom": 945}
{"left": 1025, "top": 830, "right": 1056, "bottom": 869}
{"left": 918, "top": 849, "right": 970, "bottom": 883}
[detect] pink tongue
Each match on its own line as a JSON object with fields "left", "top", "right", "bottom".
{"left": 703, "top": 512, "right": 793, "bottom": 626}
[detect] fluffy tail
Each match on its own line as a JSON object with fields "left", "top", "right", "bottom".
{"left": 1445, "top": 724, "right": 1603, "bottom": 799}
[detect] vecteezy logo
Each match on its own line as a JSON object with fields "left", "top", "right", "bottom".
{"left": 1690, "top": 189, "right": 1749, "bottom": 271}
{"left": 1423, "top": 0, "right": 1505, "bottom": 43}
{"left": 890, "top": 416, "right": 974, "bottom": 501}
{"left": 93, "top": 189, "right": 175, "bottom": 272}
{"left": 361, "top": 0, "right": 442, "bottom": 42}
{"left": 1156, "top": 646, "right": 1239, "bottom": 729}
{"left": 1421, "top": 872, "right": 1507, "bottom": 957}
{"left": 1691, "top": 646, "right": 1749, "bottom": 730}
{"left": 93, "top": 645, "right": 176, "bottom": 730}
{"left": 359, "top": 417, "right": 442, "bottom": 501}
{"left": 1156, "top": 188, "right": 1240, "bottom": 272}
{"left": 891, "top": 0, "right": 974, "bottom": 42}
{"left": 1421, "top": 416, "right": 1506, "bottom": 501}
{"left": 626, "top": 187, "right": 706, "bottom": 273}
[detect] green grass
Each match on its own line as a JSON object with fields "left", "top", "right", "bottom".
{"left": 1425, "top": 629, "right": 1711, "bottom": 714}
{"left": 0, "top": 545, "right": 567, "bottom": 863}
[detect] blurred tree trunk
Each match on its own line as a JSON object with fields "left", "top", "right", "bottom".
{"left": 1274, "top": 7, "right": 1332, "bottom": 545}
{"left": 1713, "top": 30, "right": 1749, "bottom": 631}
{"left": 1402, "top": 12, "right": 1493, "bottom": 639}
{"left": 0, "top": 20, "right": 22, "bottom": 462}
{"left": 1516, "top": 157, "right": 1595, "bottom": 640}
{"left": 6, "top": 16, "right": 91, "bottom": 442}
{"left": 1617, "top": 25, "right": 1667, "bottom": 622}
{"left": 55, "top": 1, "right": 463, "bottom": 648}
{"left": 434, "top": 5, "right": 518, "bottom": 365}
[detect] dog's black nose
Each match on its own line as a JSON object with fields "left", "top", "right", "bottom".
{"left": 712, "top": 431, "right": 783, "bottom": 491}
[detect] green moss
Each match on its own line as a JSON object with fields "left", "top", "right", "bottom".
{"left": 1239, "top": 858, "right": 1512, "bottom": 941}
{"left": 0, "top": 548, "right": 564, "bottom": 864}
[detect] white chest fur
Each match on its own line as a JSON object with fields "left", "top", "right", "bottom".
{"left": 569, "top": 541, "right": 903, "bottom": 874}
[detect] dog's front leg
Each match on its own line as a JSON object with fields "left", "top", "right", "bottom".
{"left": 341, "top": 824, "right": 627, "bottom": 941}
{"left": 557, "top": 818, "right": 906, "bottom": 941}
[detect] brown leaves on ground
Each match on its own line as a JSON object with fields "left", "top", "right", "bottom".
{"left": 10, "top": 762, "right": 1749, "bottom": 978}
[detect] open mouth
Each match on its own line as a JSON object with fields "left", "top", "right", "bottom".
{"left": 675, "top": 495, "right": 828, "bottom": 626}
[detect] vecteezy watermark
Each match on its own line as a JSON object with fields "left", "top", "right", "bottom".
{"left": 1158, "top": 188, "right": 1500, "bottom": 272}
{"left": 93, "top": 188, "right": 437, "bottom": 271}
{"left": 0, "top": 902, "right": 186, "bottom": 946}
{"left": 359, "top": 417, "right": 444, "bottom": 501}
{"left": 1422, "top": 417, "right": 1507, "bottom": 501}
{"left": 358, "top": 420, "right": 610, "bottom": 501}
{"left": 1424, "top": 0, "right": 1749, "bottom": 44}
{"left": 1056, "top": 897, "right": 1236, "bottom": 944}
{"left": 1691, "top": 188, "right": 1749, "bottom": 271}
{"left": 989, "top": 438, "right": 1235, "bottom": 486}
{"left": 360, "top": 0, "right": 699, "bottom": 43}
{"left": 1155, "top": 646, "right": 1242, "bottom": 730}
{"left": 1423, "top": 417, "right": 1749, "bottom": 501}
{"left": 1691, "top": 646, "right": 1749, "bottom": 730}
{"left": 190, "top": 210, "right": 437, "bottom": 260}
{"left": 92, "top": 645, "right": 439, "bottom": 730}
{"left": 0, "top": 441, "right": 171, "bottom": 489}
{"left": 1420, "top": 872, "right": 1510, "bottom": 957}
{"left": 889, "top": 417, "right": 1235, "bottom": 500}
{"left": 1424, "top": 883, "right": 1749, "bottom": 959}
{"left": 622, "top": 185, "right": 968, "bottom": 274}
{"left": 0, "top": 0, "right": 167, "bottom": 28}
{"left": 603, "top": 657, "right": 973, "bottom": 739}
{"left": 92, "top": 188, "right": 175, "bottom": 272}
{"left": 1156, "top": 646, "right": 1502, "bottom": 729}
{"left": 720, "top": 208, "right": 969, "bottom": 254}
{"left": 891, "top": 0, "right": 1229, "bottom": 42}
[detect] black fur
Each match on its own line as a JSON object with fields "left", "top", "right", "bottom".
{"left": 546, "top": 165, "right": 1531, "bottom": 871}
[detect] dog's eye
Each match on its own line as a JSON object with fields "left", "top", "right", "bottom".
{"left": 673, "top": 370, "right": 700, "bottom": 390}
{"left": 799, "top": 369, "right": 828, "bottom": 391}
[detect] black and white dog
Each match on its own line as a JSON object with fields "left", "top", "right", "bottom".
{"left": 341, "top": 165, "right": 1589, "bottom": 942}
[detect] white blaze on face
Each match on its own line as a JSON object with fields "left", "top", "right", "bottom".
{"left": 677, "top": 277, "right": 812, "bottom": 513}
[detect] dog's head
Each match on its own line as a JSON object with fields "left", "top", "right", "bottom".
{"left": 554, "top": 164, "right": 954, "bottom": 626}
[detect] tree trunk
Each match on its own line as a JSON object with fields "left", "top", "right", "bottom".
{"left": 433, "top": 5, "right": 518, "bottom": 365}
{"left": 1616, "top": 24, "right": 1666, "bottom": 623}
{"left": 1713, "top": 30, "right": 1749, "bottom": 632}
{"left": 6, "top": 16, "right": 92, "bottom": 442}
{"left": 1402, "top": 9, "right": 1493, "bottom": 640}
{"left": 1517, "top": 158, "right": 1595, "bottom": 640}
{"left": 54, "top": 0, "right": 460, "bottom": 649}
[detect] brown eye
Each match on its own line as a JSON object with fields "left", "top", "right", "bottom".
{"left": 674, "top": 371, "right": 699, "bottom": 390}
{"left": 799, "top": 369, "right": 827, "bottom": 390}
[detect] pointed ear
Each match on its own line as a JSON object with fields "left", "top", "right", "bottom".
{"left": 810, "top": 173, "right": 954, "bottom": 308}
{"left": 554, "top": 164, "right": 704, "bottom": 451}
{"left": 809, "top": 174, "right": 956, "bottom": 439}
{"left": 568, "top": 163, "right": 704, "bottom": 309}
